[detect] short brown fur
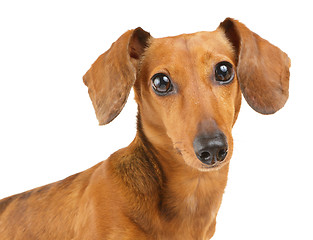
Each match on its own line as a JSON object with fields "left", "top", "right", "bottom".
{"left": 0, "top": 18, "right": 290, "bottom": 239}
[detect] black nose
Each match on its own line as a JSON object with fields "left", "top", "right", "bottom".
{"left": 193, "top": 132, "right": 228, "bottom": 165}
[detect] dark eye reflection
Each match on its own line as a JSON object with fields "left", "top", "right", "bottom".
{"left": 151, "top": 73, "right": 173, "bottom": 95}
{"left": 215, "top": 61, "right": 234, "bottom": 84}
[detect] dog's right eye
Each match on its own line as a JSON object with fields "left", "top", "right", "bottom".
{"left": 151, "top": 73, "right": 173, "bottom": 95}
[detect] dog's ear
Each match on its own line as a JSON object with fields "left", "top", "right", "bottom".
{"left": 83, "top": 28, "right": 151, "bottom": 125}
{"left": 218, "top": 18, "right": 290, "bottom": 114}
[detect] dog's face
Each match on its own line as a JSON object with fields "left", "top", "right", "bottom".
{"left": 83, "top": 18, "right": 290, "bottom": 172}
{"left": 135, "top": 31, "right": 241, "bottom": 171}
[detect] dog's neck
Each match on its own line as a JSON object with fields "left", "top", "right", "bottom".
{"left": 129, "top": 115, "right": 229, "bottom": 235}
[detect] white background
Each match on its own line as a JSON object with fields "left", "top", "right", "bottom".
{"left": 0, "top": 1, "right": 312, "bottom": 239}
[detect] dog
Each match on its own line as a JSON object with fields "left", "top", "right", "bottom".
{"left": 0, "top": 18, "right": 290, "bottom": 239}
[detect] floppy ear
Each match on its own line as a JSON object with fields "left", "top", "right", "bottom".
{"left": 218, "top": 18, "right": 290, "bottom": 114}
{"left": 83, "top": 28, "right": 151, "bottom": 125}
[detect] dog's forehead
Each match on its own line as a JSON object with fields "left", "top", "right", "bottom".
{"left": 142, "top": 30, "right": 235, "bottom": 76}
{"left": 147, "top": 30, "right": 234, "bottom": 60}
{"left": 140, "top": 30, "right": 235, "bottom": 80}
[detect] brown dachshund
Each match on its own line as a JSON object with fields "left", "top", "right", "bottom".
{"left": 0, "top": 18, "right": 290, "bottom": 239}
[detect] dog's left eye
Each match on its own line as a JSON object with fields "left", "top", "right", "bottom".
{"left": 215, "top": 61, "right": 234, "bottom": 84}
{"left": 151, "top": 73, "right": 173, "bottom": 95}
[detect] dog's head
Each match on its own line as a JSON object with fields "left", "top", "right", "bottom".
{"left": 83, "top": 18, "right": 290, "bottom": 171}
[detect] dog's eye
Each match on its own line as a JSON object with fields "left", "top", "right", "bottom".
{"left": 215, "top": 61, "right": 234, "bottom": 83}
{"left": 151, "top": 73, "right": 173, "bottom": 95}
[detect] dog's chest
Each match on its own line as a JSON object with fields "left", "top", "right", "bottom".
{"left": 155, "top": 184, "right": 222, "bottom": 239}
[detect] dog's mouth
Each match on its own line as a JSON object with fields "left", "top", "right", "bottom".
{"left": 199, "top": 159, "right": 229, "bottom": 171}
